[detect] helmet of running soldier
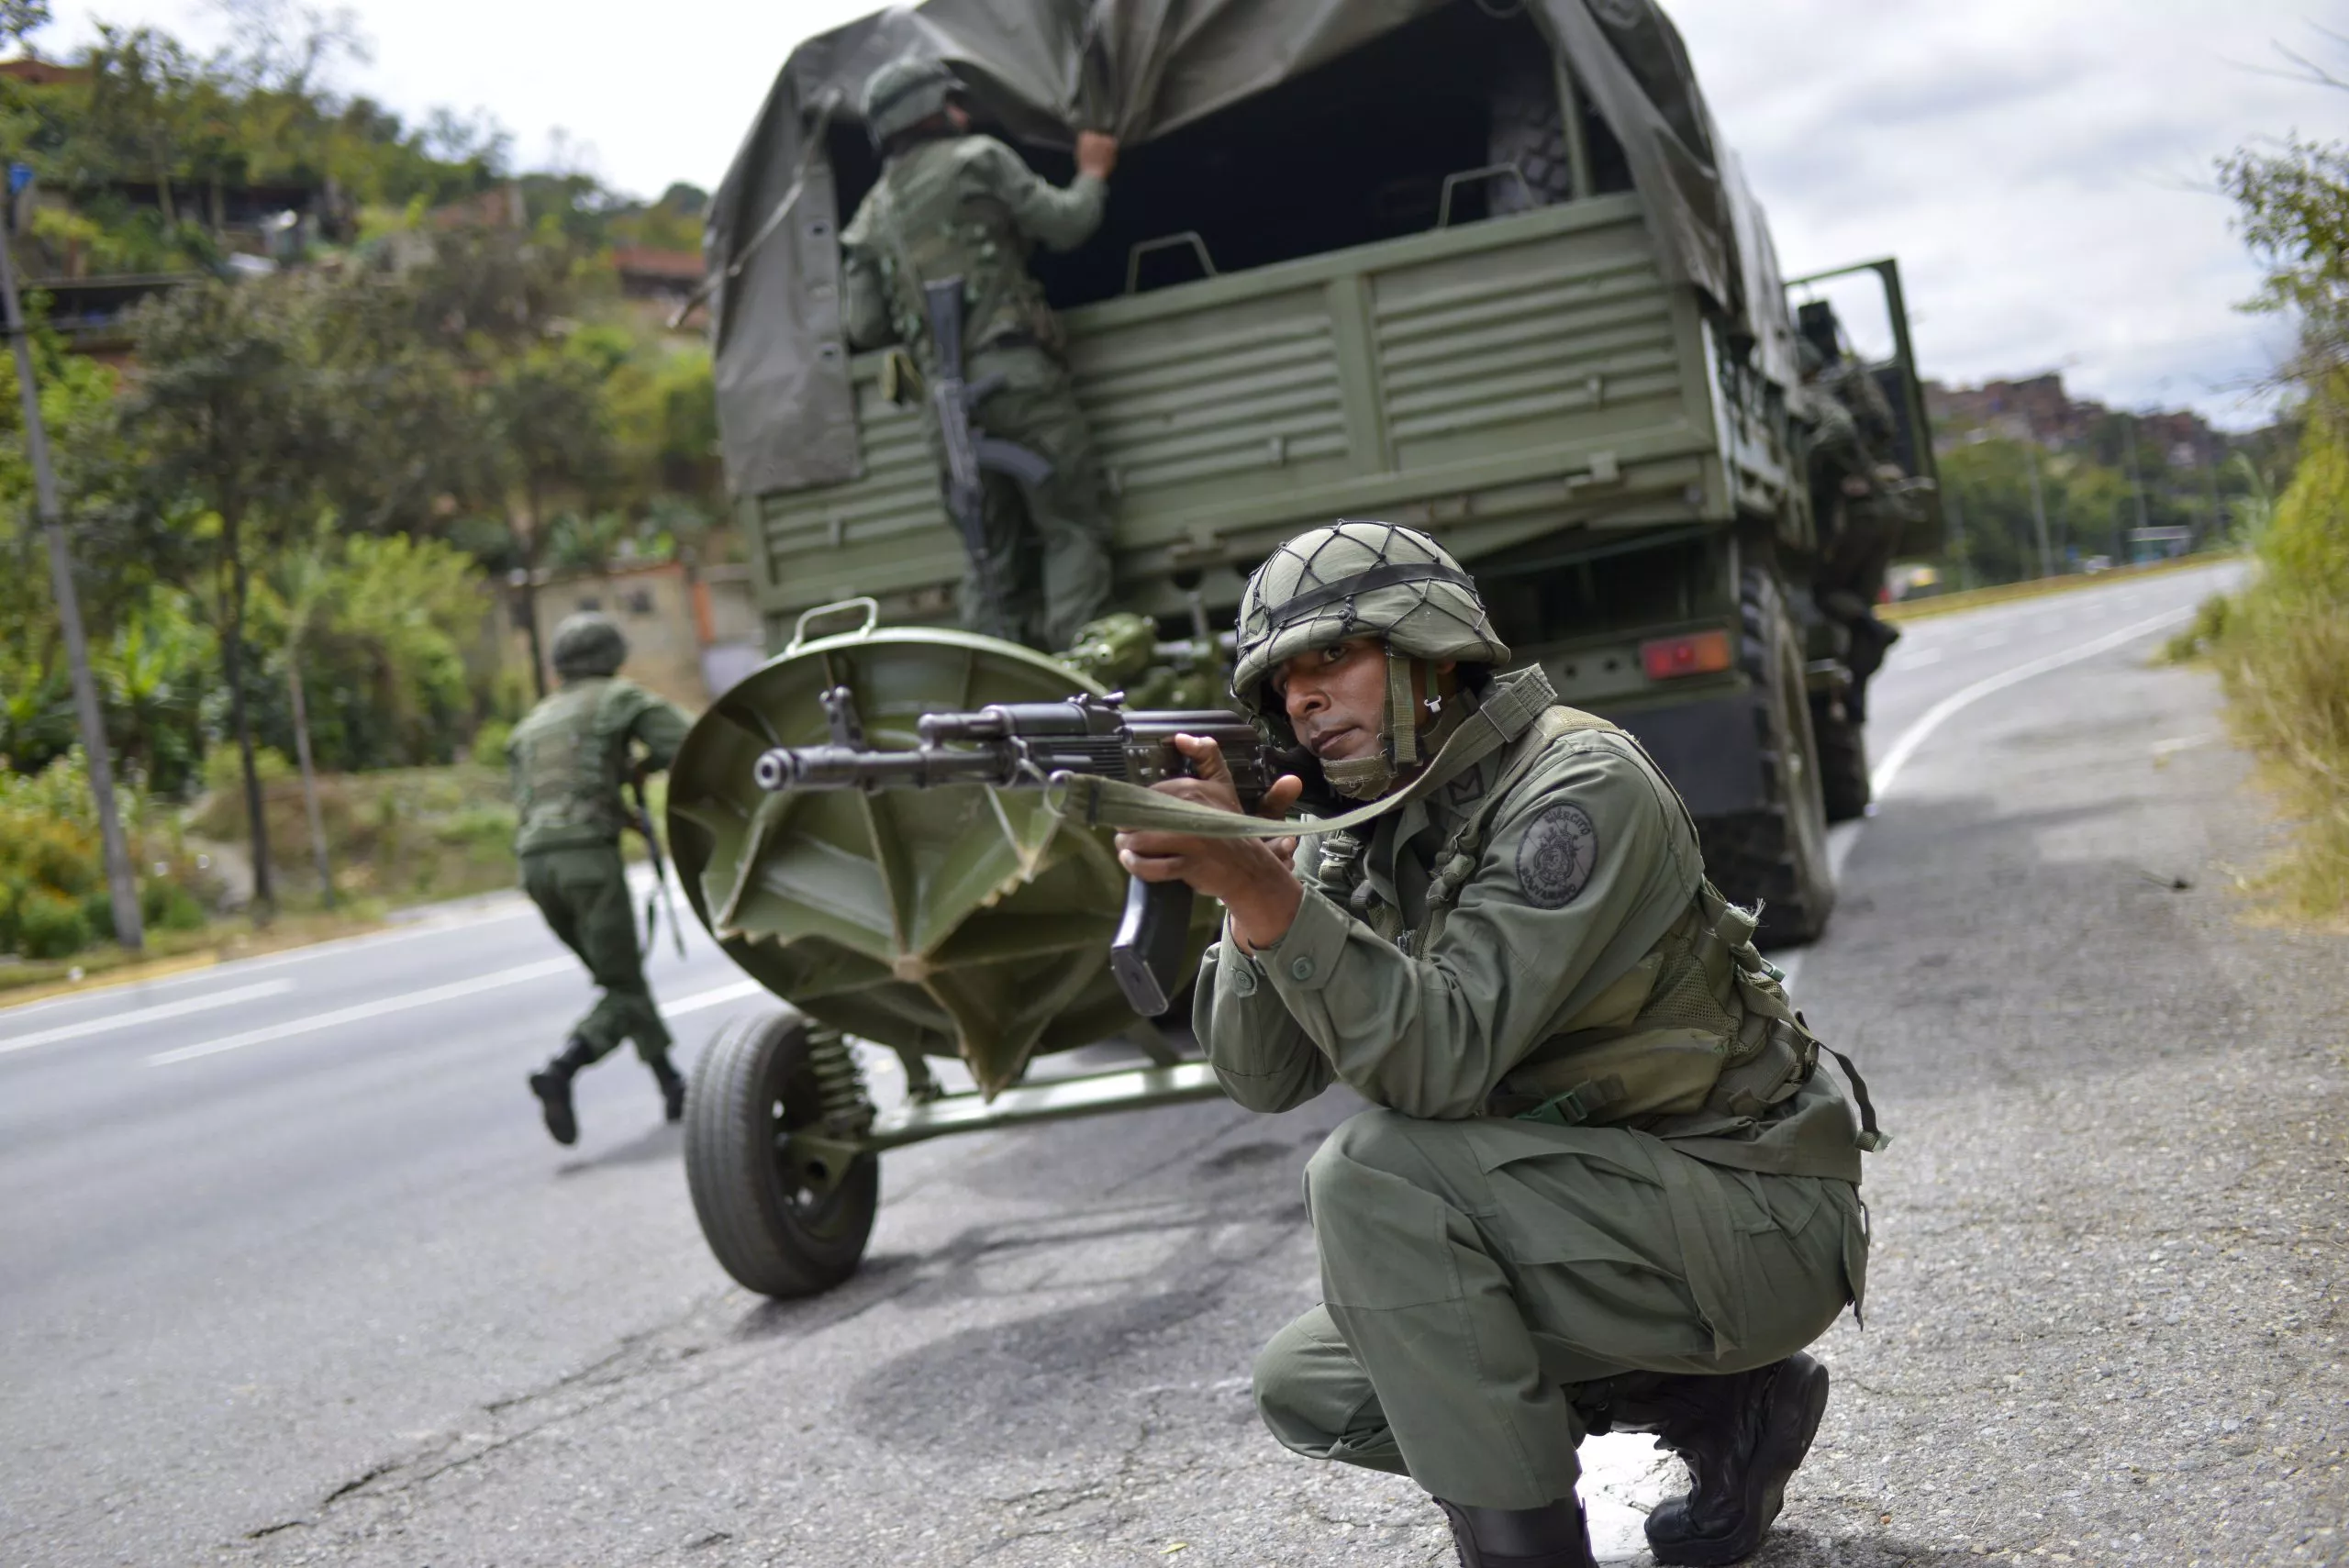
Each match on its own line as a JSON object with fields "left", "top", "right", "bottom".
{"left": 863, "top": 57, "right": 960, "bottom": 149}
{"left": 1230, "top": 520, "right": 1509, "bottom": 739}
{"left": 551, "top": 611, "right": 628, "bottom": 678}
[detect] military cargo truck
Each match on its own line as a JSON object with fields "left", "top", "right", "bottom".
{"left": 703, "top": 0, "right": 1943, "bottom": 947}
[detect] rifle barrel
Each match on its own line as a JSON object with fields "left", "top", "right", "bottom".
{"left": 753, "top": 743, "right": 1012, "bottom": 794}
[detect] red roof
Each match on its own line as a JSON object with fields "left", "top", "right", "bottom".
{"left": 612, "top": 247, "right": 703, "bottom": 282}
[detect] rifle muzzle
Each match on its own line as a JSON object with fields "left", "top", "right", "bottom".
{"left": 753, "top": 744, "right": 1013, "bottom": 794}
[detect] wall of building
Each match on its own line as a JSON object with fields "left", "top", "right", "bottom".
{"left": 518, "top": 560, "right": 763, "bottom": 711}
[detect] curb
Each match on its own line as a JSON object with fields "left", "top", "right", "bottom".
{"left": 1882, "top": 553, "right": 2237, "bottom": 625}
{"left": 0, "top": 951, "right": 224, "bottom": 1008}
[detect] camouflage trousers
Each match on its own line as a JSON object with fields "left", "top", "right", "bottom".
{"left": 1252, "top": 1108, "right": 1864, "bottom": 1509}
{"left": 520, "top": 844, "right": 672, "bottom": 1063}
{"left": 931, "top": 344, "right": 1114, "bottom": 652}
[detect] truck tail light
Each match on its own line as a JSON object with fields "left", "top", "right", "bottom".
{"left": 1639, "top": 629, "right": 1733, "bottom": 681}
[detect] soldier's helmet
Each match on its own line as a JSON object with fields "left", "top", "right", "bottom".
{"left": 1230, "top": 520, "right": 1509, "bottom": 736}
{"left": 551, "top": 611, "right": 628, "bottom": 679}
{"left": 863, "top": 57, "right": 960, "bottom": 148}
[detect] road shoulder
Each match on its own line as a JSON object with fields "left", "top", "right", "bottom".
{"left": 1780, "top": 649, "right": 2349, "bottom": 1563}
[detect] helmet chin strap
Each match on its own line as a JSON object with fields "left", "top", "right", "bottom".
{"left": 1322, "top": 650, "right": 1433, "bottom": 801}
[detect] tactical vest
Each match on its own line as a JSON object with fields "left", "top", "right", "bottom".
{"left": 508, "top": 678, "right": 636, "bottom": 851}
{"left": 1310, "top": 706, "right": 1830, "bottom": 1138}
{"left": 861, "top": 137, "right": 1063, "bottom": 367}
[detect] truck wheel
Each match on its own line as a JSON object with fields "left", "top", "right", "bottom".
{"left": 1810, "top": 690, "right": 1873, "bottom": 824}
{"left": 685, "top": 1009, "right": 878, "bottom": 1299}
{"left": 1700, "top": 569, "right": 1836, "bottom": 946}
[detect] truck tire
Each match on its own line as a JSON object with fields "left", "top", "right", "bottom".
{"left": 1698, "top": 568, "right": 1835, "bottom": 946}
{"left": 685, "top": 1009, "right": 878, "bottom": 1299}
{"left": 1486, "top": 57, "right": 1576, "bottom": 212}
{"left": 1810, "top": 689, "right": 1872, "bottom": 824}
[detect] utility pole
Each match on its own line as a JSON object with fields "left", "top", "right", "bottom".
{"left": 1, "top": 174, "right": 143, "bottom": 951}
{"left": 2024, "top": 441, "right": 2056, "bottom": 580}
{"left": 1944, "top": 485, "right": 1971, "bottom": 590}
{"left": 2122, "top": 413, "right": 2152, "bottom": 562}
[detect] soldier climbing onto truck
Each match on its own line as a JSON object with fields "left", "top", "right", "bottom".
{"left": 841, "top": 56, "right": 1121, "bottom": 653}
{"left": 1108, "top": 521, "right": 1882, "bottom": 1568}
{"left": 1798, "top": 297, "right": 1913, "bottom": 727}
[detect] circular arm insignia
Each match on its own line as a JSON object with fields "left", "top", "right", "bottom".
{"left": 1517, "top": 801, "right": 1599, "bottom": 908}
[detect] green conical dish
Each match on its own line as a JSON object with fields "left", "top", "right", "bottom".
{"left": 666, "top": 618, "right": 1207, "bottom": 1098}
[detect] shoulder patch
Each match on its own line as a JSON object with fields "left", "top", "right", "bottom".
{"left": 1517, "top": 801, "right": 1599, "bottom": 909}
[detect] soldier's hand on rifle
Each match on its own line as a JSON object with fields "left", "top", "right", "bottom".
{"left": 1115, "top": 735, "right": 1303, "bottom": 951}
{"left": 1076, "top": 130, "right": 1119, "bottom": 180}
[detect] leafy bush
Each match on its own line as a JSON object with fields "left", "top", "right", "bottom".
{"left": 204, "top": 743, "right": 295, "bottom": 797}
{"left": 142, "top": 878, "right": 207, "bottom": 932}
{"left": 0, "top": 750, "right": 211, "bottom": 959}
{"left": 15, "top": 888, "right": 93, "bottom": 960}
{"left": 470, "top": 717, "right": 512, "bottom": 764}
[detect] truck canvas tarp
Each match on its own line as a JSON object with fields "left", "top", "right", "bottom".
{"left": 707, "top": 0, "right": 1789, "bottom": 498}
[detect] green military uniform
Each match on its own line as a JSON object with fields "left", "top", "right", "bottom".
{"left": 841, "top": 59, "right": 1114, "bottom": 652}
{"left": 1185, "top": 523, "right": 1880, "bottom": 1567}
{"left": 509, "top": 613, "right": 696, "bottom": 1146}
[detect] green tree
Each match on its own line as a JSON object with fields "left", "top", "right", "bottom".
{"left": 2222, "top": 137, "right": 2349, "bottom": 395}
{"left": 484, "top": 345, "right": 616, "bottom": 695}
{"left": 123, "top": 273, "right": 340, "bottom": 916}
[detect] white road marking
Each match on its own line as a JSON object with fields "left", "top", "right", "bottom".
{"left": 148, "top": 958, "right": 575, "bottom": 1066}
{"left": 1868, "top": 606, "right": 2192, "bottom": 800}
{"left": 0, "top": 980, "right": 297, "bottom": 1058}
{"left": 0, "top": 901, "right": 543, "bottom": 1025}
{"left": 1774, "top": 605, "right": 2193, "bottom": 994}
{"left": 660, "top": 979, "right": 765, "bottom": 1018}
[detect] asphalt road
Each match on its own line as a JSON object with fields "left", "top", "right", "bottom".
{"left": 6, "top": 560, "right": 2344, "bottom": 1568}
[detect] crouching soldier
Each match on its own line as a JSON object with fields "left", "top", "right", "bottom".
{"left": 1113, "top": 522, "right": 1882, "bottom": 1566}
{"left": 507, "top": 612, "right": 696, "bottom": 1146}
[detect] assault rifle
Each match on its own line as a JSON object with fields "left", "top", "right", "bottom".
{"left": 923, "top": 275, "right": 1054, "bottom": 611}
{"left": 752, "top": 686, "right": 1288, "bottom": 1017}
{"left": 627, "top": 773, "right": 687, "bottom": 960}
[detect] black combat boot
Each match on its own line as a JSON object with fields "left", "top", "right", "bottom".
{"left": 1434, "top": 1497, "right": 1598, "bottom": 1568}
{"left": 528, "top": 1036, "right": 597, "bottom": 1146}
{"left": 1640, "top": 1352, "right": 1831, "bottom": 1566}
{"left": 648, "top": 1052, "right": 686, "bottom": 1123}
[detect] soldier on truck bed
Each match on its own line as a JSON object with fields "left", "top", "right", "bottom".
{"left": 1111, "top": 522, "right": 1882, "bottom": 1568}
{"left": 841, "top": 56, "right": 1120, "bottom": 653}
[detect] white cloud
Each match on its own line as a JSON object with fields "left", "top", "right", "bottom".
{"left": 34, "top": 0, "right": 2348, "bottom": 427}
{"left": 1673, "top": 0, "right": 2343, "bottom": 427}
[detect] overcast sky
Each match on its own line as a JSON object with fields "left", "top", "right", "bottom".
{"left": 40, "top": 0, "right": 2349, "bottom": 428}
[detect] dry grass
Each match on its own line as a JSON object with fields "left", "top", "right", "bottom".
{"left": 188, "top": 762, "right": 522, "bottom": 909}
{"left": 0, "top": 906, "right": 398, "bottom": 998}
{"left": 2171, "top": 436, "right": 2349, "bottom": 923}
{"left": 1881, "top": 551, "right": 2237, "bottom": 624}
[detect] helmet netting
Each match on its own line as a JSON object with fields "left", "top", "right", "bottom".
{"left": 1230, "top": 520, "right": 1508, "bottom": 733}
